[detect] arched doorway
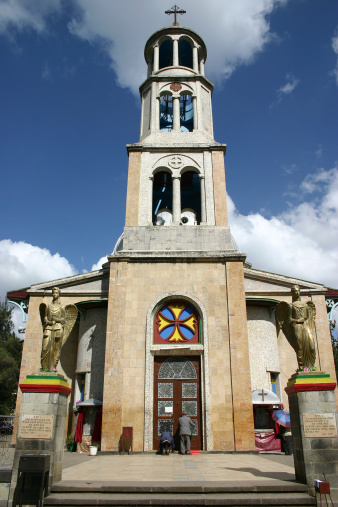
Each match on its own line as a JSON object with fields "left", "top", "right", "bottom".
{"left": 153, "top": 356, "right": 202, "bottom": 451}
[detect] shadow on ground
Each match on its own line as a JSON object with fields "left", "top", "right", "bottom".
{"left": 223, "top": 467, "right": 295, "bottom": 481}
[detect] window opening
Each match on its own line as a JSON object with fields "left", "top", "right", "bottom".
{"left": 181, "top": 171, "right": 201, "bottom": 223}
{"left": 180, "top": 95, "right": 193, "bottom": 132}
{"left": 154, "top": 301, "right": 200, "bottom": 344}
{"left": 160, "top": 95, "right": 173, "bottom": 132}
{"left": 152, "top": 171, "right": 173, "bottom": 224}
{"left": 178, "top": 39, "right": 193, "bottom": 68}
{"left": 159, "top": 39, "right": 173, "bottom": 69}
{"left": 77, "top": 372, "right": 85, "bottom": 402}
{"left": 158, "top": 357, "right": 197, "bottom": 379}
{"left": 270, "top": 373, "right": 276, "bottom": 394}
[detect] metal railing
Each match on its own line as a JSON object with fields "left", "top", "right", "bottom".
{"left": 0, "top": 415, "right": 18, "bottom": 467}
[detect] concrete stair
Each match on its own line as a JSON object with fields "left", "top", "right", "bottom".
{"left": 44, "top": 480, "right": 316, "bottom": 506}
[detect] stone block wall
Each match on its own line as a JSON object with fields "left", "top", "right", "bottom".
{"left": 122, "top": 225, "right": 232, "bottom": 252}
{"left": 101, "top": 256, "right": 255, "bottom": 452}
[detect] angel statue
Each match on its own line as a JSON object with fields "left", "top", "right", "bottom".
{"left": 40, "top": 287, "right": 78, "bottom": 370}
{"left": 275, "top": 285, "right": 316, "bottom": 370}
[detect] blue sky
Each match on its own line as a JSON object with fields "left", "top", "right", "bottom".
{"left": 0, "top": 0, "right": 337, "bottom": 328}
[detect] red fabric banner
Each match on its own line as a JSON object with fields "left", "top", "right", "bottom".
{"left": 74, "top": 411, "right": 83, "bottom": 442}
{"left": 255, "top": 431, "right": 281, "bottom": 452}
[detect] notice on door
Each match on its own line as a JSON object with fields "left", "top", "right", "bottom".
{"left": 303, "top": 413, "right": 337, "bottom": 438}
{"left": 19, "top": 414, "right": 54, "bottom": 439}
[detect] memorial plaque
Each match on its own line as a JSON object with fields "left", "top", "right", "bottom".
{"left": 303, "top": 413, "right": 337, "bottom": 438}
{"left": 19, "top": 414, "right": 54, "bottom": 439}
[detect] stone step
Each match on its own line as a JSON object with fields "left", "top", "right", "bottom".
{"left": 44, "top": 481, "right": 316, "bottom": 506}
{"left": 44, "top": 491, "right": 316, "bottom": 506}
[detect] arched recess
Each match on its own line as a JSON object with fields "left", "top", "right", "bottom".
{"left": 160, "top": 93, "right": 173, "bottom": 132}
{"left": 152, "top": 170, "right": 173, "bottom": 225}
{"left": 180, "top": 93, "right": 193, "bottom": 132}
{"left": 180, "top": 170, "right": 201, "bottom": 224}
{"left": 152, "top": 170, "right": 173, "bottom": 224}
{"left": 144, "top": 292, "right": 211, "bottom": 451}
{"left": 159, "top": 38, "right": 173, "bottom": 69}
{"left": 178, "top": 38, "right": 193, "bottom": 68}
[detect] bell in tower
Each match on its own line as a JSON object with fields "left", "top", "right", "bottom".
{"left": 102, "top": 9, "right": 256, "bottom": 454}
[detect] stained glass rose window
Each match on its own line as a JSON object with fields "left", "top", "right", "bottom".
{"left": 154, "top": 301, "right": 200, "bottom": 344}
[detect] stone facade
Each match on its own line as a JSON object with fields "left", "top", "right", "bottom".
{"left": 10, "top": 22, "right": 337, "bottom": 455}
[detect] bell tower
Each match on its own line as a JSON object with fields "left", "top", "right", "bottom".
{"left": 102, "top": 13, "right": 256, "bottom": 453}
{"left": 124, "top": 22, "right": 230, "bottom": 233}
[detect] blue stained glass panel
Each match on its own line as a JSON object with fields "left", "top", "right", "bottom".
{"left": 160, "top": 325, "right": 175, "bottom": 339}
{"left": 179, "top": 325, "right": 194, "bottom": 339}
{"left": 180, "top": 307, "right": 194, "bottom": 320}
{"left": 161, "top": 307, "right": 175, "bottom": 320}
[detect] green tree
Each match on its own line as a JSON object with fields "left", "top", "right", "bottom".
{"left": 0, "top": 302, "right": 23, "bottom": 414}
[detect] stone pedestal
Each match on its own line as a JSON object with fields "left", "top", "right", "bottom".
{"left": 286, "top": 371, "right": 338, "bottom": 501}
{"left": 9, "top": 374, "right": 71, "bottom": 505}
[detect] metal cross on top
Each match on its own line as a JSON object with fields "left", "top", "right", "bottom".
{"left": 165, "top": 5, "right": 186, "bottom": 26}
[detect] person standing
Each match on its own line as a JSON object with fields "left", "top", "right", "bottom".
{"left": 178, "top": 411, "right": 195, "bottom": 455}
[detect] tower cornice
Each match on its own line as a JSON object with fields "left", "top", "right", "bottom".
{"left": 139, "top": 73, "right": 214, "bottom": 96}
{"left": 126, "top": 144, "right": 227, "bottom": 154}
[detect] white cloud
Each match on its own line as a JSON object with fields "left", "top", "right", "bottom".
{"left": 68, "top": 0, "right": 289, "bottom": 93}
{"left": 332, "top": 30, "right": 338, "bottom": 85}
{"left": 0, "top": 0, "right": 62, "bottom": 35}
{"left": 1, "top": 0, "right": 290, "bottom": 94}
{"left": 0, "top": 240, "right": 78, "bottom": 302}
{"left": 278, "top": 75, "right": 299, "bottom": 95}
{"left": 91, "top": 256, "right": 108, "bottom": 271}
{"left": 228, "top": 165, "right": 338, "bottom": 288}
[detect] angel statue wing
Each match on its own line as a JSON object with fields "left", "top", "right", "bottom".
{"left": 275, "top": 301, "right": 295, "bottom": 350}
{"left": 39, "top": 303, "right": 47, "bottom": 328}
{"left": 63, "top": 305, "right": 78, "bottom": 345}
{"left": 306, "top": 301, "right": 316, "bottom": 335}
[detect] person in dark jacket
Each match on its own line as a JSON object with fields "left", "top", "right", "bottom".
{"left": 178, "top": 411, "right": 195, "bottom": 455}
{"left": 160, "top": 431, "right": 175, "bottom": 455}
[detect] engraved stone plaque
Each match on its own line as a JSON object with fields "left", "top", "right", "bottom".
{"left": 303, "top": 413, "right": 337, "bottom": 438}
{"left": 19, "top": 414, "right": 54, "bottom": 439}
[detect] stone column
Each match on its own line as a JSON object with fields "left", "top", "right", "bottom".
{"left": 9, "top": 374, "right": 71, "bottom": 505}
{"left": 147, "top": 60, "right": 152, "bottom": 78}
{"left": 154, "top": 95, "right": 160, "bottom": 132}
{"left": 153, "top": 45, "right": 159, "bottom": 72}
{"left": 200, "top": 59, "right": 205, "bottom": 76}
{"left": 192, "top": 96, "right": 198, "bottom": 130}
{"left": 173, "top": 96, "right": 181, "bottom": 132}
{"left": 193, "top": 46, "right": 198, "bottom": 72}
{"left": 173, "top": 39, "right": 179, "bottom": 67}
{"left": 199, "top": 175, "right": 206, "bottom": 224}
{"left": 172, "top": 175, "right": 181, "bottom": 225}
{"left": 285, "top": 371, "right": 338, "bottom": 501}
{"left": 149, "top": 176, "right": 154, "bottom": 224}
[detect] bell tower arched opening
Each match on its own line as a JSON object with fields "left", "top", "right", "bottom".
{"left": 181, "top": 171, "right": 201, "bottom": 225}
{"left": 178, "top": 38, "right": 193, "bottom": 68}
{"left": 152, "top": 171, "right": 173, "bottom": 225}
{"left": 160, "top": 94, "right": 173, "bottom": 132}
{"left": 180, "top": 94, "right": 193, "bottom": 132}
{"left": 159, "top": 39, "right": 173, "bottom": 69}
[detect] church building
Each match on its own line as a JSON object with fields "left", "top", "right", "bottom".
{"left": 9, "top": 19, "right": 336, "bottom": 453}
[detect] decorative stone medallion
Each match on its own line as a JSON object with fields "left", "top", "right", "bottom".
{"left": 168, "top": 156, "right": 183, "bottom": 169}
{"left": 170, "top": 82, "right": 182, "bottom": 92}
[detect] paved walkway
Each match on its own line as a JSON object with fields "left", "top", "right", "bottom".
{"left": 61, "top": 452, "right": 295, "bottom": 484}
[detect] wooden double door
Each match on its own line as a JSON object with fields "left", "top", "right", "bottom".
{"left": 153, "top": 356, "right": 202, "bottom": 451}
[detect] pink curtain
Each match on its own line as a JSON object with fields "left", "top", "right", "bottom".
{"left": 92, "top": 407, "right": 102, "bottom": 441}
{"left": 74, "top": 411, "right": 83, "bottom": 442}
